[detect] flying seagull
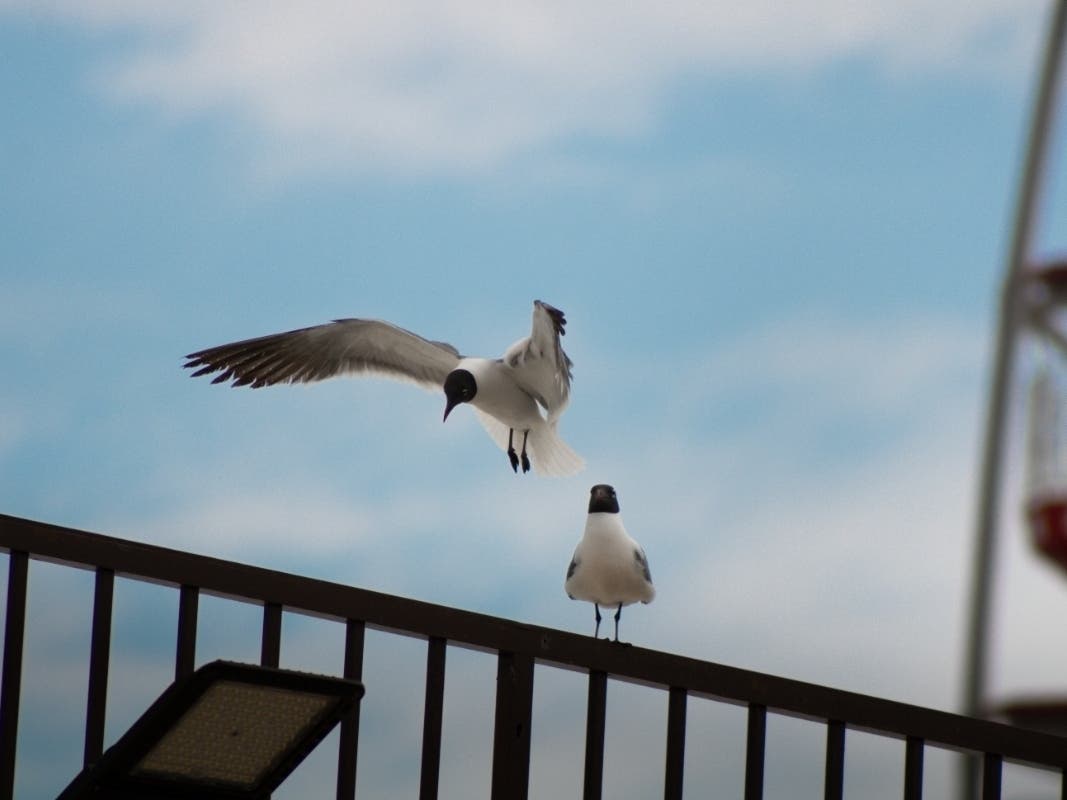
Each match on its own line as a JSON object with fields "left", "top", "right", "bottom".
{"left": 183, "top": 300, "right": 584, "bottom": 477}
{"left": 565, "top": 484, "right": 655, "bottom": 641}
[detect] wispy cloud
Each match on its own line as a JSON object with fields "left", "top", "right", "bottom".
{"left": 674, "top": 310, "right": 987, "bottom": 448}
{"left": 1, "top": 0, "right": 1044, "bottom": 176}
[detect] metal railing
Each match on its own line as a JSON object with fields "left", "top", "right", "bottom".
{"left": 2, "top": 511, "right": 1067, "bottom": 800}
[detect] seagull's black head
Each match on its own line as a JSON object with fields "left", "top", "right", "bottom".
{"left": 588, "top": 484, "right": 620, "bottom": 514}
{"left": 442, "top": 368, "right": 477, "bottom": 422}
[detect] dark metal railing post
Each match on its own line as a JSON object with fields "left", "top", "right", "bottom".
{"left": 0, "top": 551, "right": 28, "bottom": 799}
{"left": 261, "top": 601, "right": 282, "bottom": 668}
{"left": 337, "top": 619, "right": 366, "bottom": 800}
{"left": 904, "top": 736, "right": 924, "bottom": 800}
{"left": 490, "top": 651, "right": 534, "bottom": 800}
{"left": 583, "top": 670, "right": 607, "bottom": 800}
{"left": 175, "top": 584, "right": 199, "bottom": 680}
{"left": 258, "top": 601, "right": 283, "bottom": 800}
{"left": 982, "top": 753, "right": 1002, "bottom": 800}
{"left": 664, "top": 686, "right": 687, "bottom": 800}
{"left": 84, "top": 567, "right": 114, "bottom": 766}
{"left": 744, "top": 703, "right": 767, "bottom": 800}
{"left": 419, "top": 637, "right": 447, "bottom": 800}
{"left": 824, "top": 719, "right": 845, "bottom": 800}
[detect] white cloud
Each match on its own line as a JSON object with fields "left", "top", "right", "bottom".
{"left": 686, "top": 309, "right": 985, "bottom": 417}
{"left": 1, "top": 0, "right": 1045, "bottom": 176}
{"left": 664, "top": 403, "right": 977, "bottom": 701}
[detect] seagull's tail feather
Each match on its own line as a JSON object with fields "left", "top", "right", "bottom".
{"left": 473, "top": 410, "right": 584, "bottom": 477}
{"left": 528, "top": 421, "right": 585, "bottom": 477}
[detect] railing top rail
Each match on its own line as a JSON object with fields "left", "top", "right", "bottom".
{"left": 4, "top": 511, "right": 1067, "bottom": 771}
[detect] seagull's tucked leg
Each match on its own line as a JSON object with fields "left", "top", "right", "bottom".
{"left": 594, "top": 603, "right": 602, "bottom": 639}
{"left": 520, "top": 430, "right": 531, "bottom": 473}
{"left": 507, "top": 429, "right": 520, "bottom": 473}
{"left": 613, "top": 603, "right": 623, "bottom": 642}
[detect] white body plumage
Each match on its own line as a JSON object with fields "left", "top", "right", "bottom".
{"left": 566, "top": 485, "right": 654, "bottom": 640}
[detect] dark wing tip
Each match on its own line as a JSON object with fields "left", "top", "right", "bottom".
{"left": 634, "top": 549, "right": 652, "bottom": 583}
{"left": 566, "top": 558, "right": 578, "bottom": 580}
{"left": 535, "top": 300, "right": 567, "bottom": 336}
{"left": 185, "top": 355, "right": 247, "bottom": 388}
{"left": 185, "top": 351, "right": 224, "bottom": 378}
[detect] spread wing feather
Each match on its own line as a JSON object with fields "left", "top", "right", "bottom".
{"left": 184, "top": 318, "right": 461, "bottom": 391}
{"left": 502, "top": 300, "right": 573, "bottom": 417}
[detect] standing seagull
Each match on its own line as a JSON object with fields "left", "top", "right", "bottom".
{"left": 565, "top": 484, "right": 655, "bottom": 641}
{"left": 183, "top": 300, "right": 584, "bottom": 476}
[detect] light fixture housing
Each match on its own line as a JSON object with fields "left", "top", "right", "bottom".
{"left": 59, "top": 660, "right": 364, "bottom": 799}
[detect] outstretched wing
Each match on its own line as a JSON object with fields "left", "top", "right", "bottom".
{"left": 184, "top": 318, "right": 461, "bottom": 391}
{"left": 502, "top": 300, "right": 574, "bottom": 417}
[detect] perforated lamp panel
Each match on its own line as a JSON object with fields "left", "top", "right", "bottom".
{"left": 131, "top": 681, "right": 334, "bottom": 788}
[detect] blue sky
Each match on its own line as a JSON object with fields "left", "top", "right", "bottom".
{"left": 3, "top": 1, "right": 1067, "bottom": 797}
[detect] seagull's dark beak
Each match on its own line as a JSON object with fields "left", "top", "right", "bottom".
{"left": 443, "top": 398, "right": 458, "bottom": 422}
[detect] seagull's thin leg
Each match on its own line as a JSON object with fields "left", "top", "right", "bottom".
{"left": 594, "top": 604, "right": 602, "bottom": 639}
{"left": 613, "top": 603, "right": 622, "bottom": 642}
{"left": 507, "top": 429, "right": 520, "bottom": 472}
{"left": 520, "top": 430, "right": 531, "bottom": 473}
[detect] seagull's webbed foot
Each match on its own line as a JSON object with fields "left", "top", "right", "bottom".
{"left": 507, "top": 429, "right": 520, "bottom": 473}
{"left": 520, "top": 430, "right": 531, "bottom": 473}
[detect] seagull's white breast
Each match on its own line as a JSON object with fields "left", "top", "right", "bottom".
{"left": 461, "top": 357, "right": 544, "bottom": 429}
{"left": 565, "top": 513, "right": 655, "bottom": 607}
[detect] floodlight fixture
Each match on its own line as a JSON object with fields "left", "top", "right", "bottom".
{"left": 59, "top": 660, "right": 364, "bottom": 799}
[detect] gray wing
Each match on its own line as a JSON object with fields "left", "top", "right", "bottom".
{"left": 634, "top": 548, "right": 652, "bottom": 584}
{"left": 184, "top": 318, "right": 461, "bottom": 390}
{"left": 565, "top": 556, "right": 579, "bottom": 599}
{"left": 566, "top": 557, "right": 579, "bottom": 580}
{"left": 503, "top": 300, "right": 573, "bottom": 413}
